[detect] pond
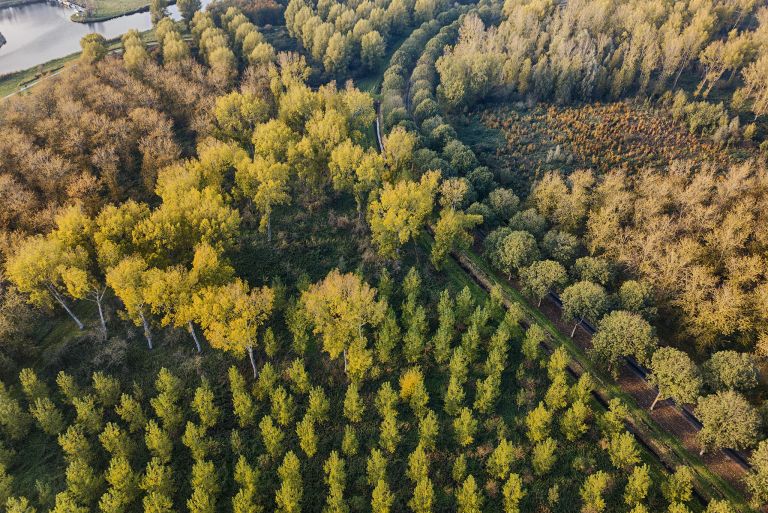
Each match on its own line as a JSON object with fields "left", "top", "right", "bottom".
{"left": 0, "top": 0, "right": 211, "bottom": 75}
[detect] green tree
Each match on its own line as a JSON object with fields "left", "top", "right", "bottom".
{"left": 371, "top": 479, "right": 393, "bottom": 513}
{"left": 270, "top": 386, "right": 295, "bottom": 427}
{"left": 228, "top": 367, "right": 255, "bottom": 428}
{"left": 232, "top": 456, "right": 260, "bottom": 513}
{"left": 648, "top": 347, "right": 702, "bottom": 410}
{"left": 744, "top": 440, "right": 768, "bottom": 509}
{"left": 591, "top": 311, "right": 658, "bottom": 376}
{"left": 276, "top": 452, "right": 302, "bottom": 513}
{"left": 323, "top": 451, "right": 347, "bottom": 513}
{"left": 456, "top": 475, "right": 483, "bottom": 513}
{"left": 296, "top": 415, "right": 317, "bottom": 458}
{"left": 80, "top": 34, "right": 108, "bottom": 64}
{"left": 580, "top": 471, "right": 610, "bottom": 513}
{"left": 695, "top": 391, "right": 760, "bottom": 454}
{"left": 187, "top": 460, "right": 219, "bottom": 513}
{"left": 342, "top": 425, "right": 358, "bottom": 456}
{"left": 361, "top": 31, "right": 385, "bottom": 70}
{"left": 702, "top": 351, "right": 758, "bottom": 393}
{"left": 379, "top": 410, "right": 400, "bottom": 454}
{"left": 625, "top": 464, "right": 651, "bottom": 507}
{"left": 453, "top": 407, "right": 477, "bottom": 447}
{"left": 497, "top": 231, "right": 540, "bottom": 278}
{"left": 487, "top": 439, "right": 515, "bottom": 480}
{"left": 30, "top": 397, "right": 65, "bottom": 436}
{"left": 366, "top": 448, "right": 387, "bottom": 486}
{"left": 662, "top": 466, "right": 694, "bottom": 505}
{"left": 175, "top": 0, "right": 200, "bottom": 26}
{"left": 192, "top": 379, "right": 220, "bottom": 430}
{"left": 560, "top": 401, "right": 590, "bottom": 441}
{"left": 607, "top": 431, "right": 640, "bottom": 470}
{"left": 521, "top": 260, "right": 568, "bottom": 306}
{"left": 343, "top": 383, "right": 365, "bottom": 423}
{"left": 502, "top": 474, "right": 525, "bottom": 513}
{"left": 560, "top": 281, "right": 608, "bottom": 338}
{"left": 145, "top": 420, "right": 172, "bottom": 463}
{"left": 525, "top": 402, "right": 552, "bottom": 443}
{"left": 259, "top": 415, "right": 284, "bottom": 459}
{"left": 531, "top": 438, "right": 557, "bottom": 476}
{"left": 150, "top": 368, "right": 183, "bottom": 434}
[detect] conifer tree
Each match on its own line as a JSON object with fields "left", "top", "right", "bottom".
{"left": 453, "top": 407, "right": 477, "bottom": 447}
{"left": 456, "top": 475, "right": 483, "bottom": 513}
{"left": 560, "top": 401, "right": 590, "bottom": 441}
{"left": 342, "top": 426, "right": 358, "bottom": 457}
{"left": 375, "top": 382, "right": 398, "bottom": 417}
{"left": 418, "top": 410, "right": 439, "bottom": 451}
{"left": 323, "top": 451, "right": 347, "bottom": 513}
{"left": 187, "top": 460, "right": 219, "bottom": 513}
{"left": 307, "top": 386, "right": 330, "bottom": 423}
{"left": 371, "top": 479, "right": 393, "bottom": 513}
{"left": 379, "top": 410, "right": 400, "bottom": 454}
{"left": 115, "top": 394, "right": 147, "bottom": 433}
{"left": 259, "top": 415, "right": 284, "bottom": 460}
{"left": 487, "top": 439, "right": 514, "bottom": 480}
{"left": 296, "top": 415, "right": 317, "bottom": 458}
{"left": 56, "top": 371, "right": 82, "bottom": 405}
{"left": 92, "top": 372, "right": 121, "bottom": 408}
{"left": 343, "top": 383, "right": 365, "bottom": 423}
{"left": 408, "top": 478, "right": 434, "bottom": 513}
{"left": 270, "top": 386, "right": 296, "bottom": 427}
{"left": 192, "top": 379, "right": 220, "bottom": 430}
{"left": 73, "top": 395, "right": 104, "bottom": 435}
{"left": 30, "top": 397, "right": 65, "bottom": 436}
{"left": 375, "top": 309, "right": 400, "bottom": 365}
{"left": 99, "top": 456, "right": 139, "bottom": 513}
{"left": 532, "top": 438, "right": 557, "bottom": 476}
{"left": 182, "top": 422, "right": 213, "bottom": 461}
{"left": 287, "top": 359, "right": 311, "bottom": 395}
{"left": 145, "top": 420, "right": 173, "bottom": 463}
{"left": 232, "top": 456, "right": 261, "bottom": 513}
{"left": 473, "top": 373, "right": 501, "bottom": 414}
{"left": 100, "top": 422, "right": 136, "bottom": 459}
{"left": 502, "top": 474, "right": 525, "bottom": 513}
{"left": 607, "top": 431, "right": 640, "bottom": 470}
{"left": 150, "top": 369, "right": 183, "bottom": 434}
{"left": 444, "top": 376, "right": 465, "bottom": 417}
{"left": 228, "top": 367, "right": 255, "bottom": 428}
{"left": 366, "top": 447, "right": 388, "bottom": 486}
{"left": 65, "top": 458, "right": 103, "bottom": 505}
{"left": 141, "top": 458, "right": 175, "bottom": 498}
{"left": 59, "top": 425, "right": 93, "bottom": 463}
{"left": 276, "top": 452, "right": 302, "bottom": 513}
{"left": 0, "top": 383, "right": 30, "bottom": 441}
{"left": 452, "top": 455, "right": 467, "bottom": 483}
{"left": 407, "top": 444, "right": 429, "bottom": 483}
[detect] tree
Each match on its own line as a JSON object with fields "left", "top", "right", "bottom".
{"left": 145, "top": 421, "right": 172, "bottom": 463}
{"left": 150, "top": 0, "right": 168, "bottom": 24}
{"left": 106, "top": 256, "right": 155, "bottom": 348}
{"left": 648, "top": 347, "right": 702, "bottom": 410}
{"left": 695, "top": 391, "right": 760, "bottom": 454}
{"left": 371, "top": 479, "right": 393, "bottom": 513}
{"left": 301, "top": 270, "right": 385, "bottom": 372}
{"left": 502, "top": 474, "right": 525, "bottom": 513}
{"left": 6, "top": 236, "right": 89, "bottom": 331}
{"left": 520, "top": 260, "right": 568, "bottom": 306}
{"left": 275, "top": 452, "right": 302, "bottom": 513}
{"left": 324, "top": 32, "right": 351, "bottom": 75}
{"left": 498, "top": 231, "right": 540, "bottom": 277}
{"left": 259, "top": 415, "right": 284, "bottom": 459}
{"left": 625, "top": 464, "right": 651, "bottom": 507}
{"left": 192, "top": 379, "right": 220, "bottom": 430}
{"left": 361, "top": 31, "right": 385, "bottom": 70}
{"left": 176, "top": 0, "right": 200, "bottom": 26}
{"left": 607, "top": 431, "right": 640, "bottom": 470}
{"left": 270, "top": 386, "right": 295, "bottom": 427}
{"left": 456, "top": 475, "right": 483, "bottom": 513}
{"left": 30, "top": 398, "right": 65, "bottom": 436}
{"left": 100, "top": 422, "right": 135, "bottom": 459}
{"left": 182, "top": 422, "right": 213, "bottom": 461}
{"left": 366, "top": 448, "right": 387, "bottom": 486}
{"left": 235, "top": 157, "right": 291, "bottom": 242}
{"left": 590, "top": 311, "right": 657, "bottom": 376}
{"left": 702, "top": 351, "right": 758, "bottom": 393}
{"left": 193, "top": 279, "right": 274, "bottom": 377}
{"left": 560, "top": 281, "right": 608, "bottom": 337}
{"left": 379, "top": 410, "right": 400, "bottom": 454}
{"left": 525, "top": 402, "right": 552, "bottom": 443}
{"left": 487, "top": 439, "right": 515, "bottom": 479}
{"left": 662, "top": 466, "right": 694, "bottom": 505}
{"left": 453, "top": 407, "right": 477, "bottom": 447}
{"left": 232, "top": 456, "right": 260, "bottom": 513}
{"left": 560, "top": 401, "right": 590, "bottom": 441}
{"left": 187, "top": 460, "right": 219, "bottom": 513}
{"left": 296, "top": 415, "right": 317, "bottom": 457}
{"left": 368, "top": 171, "right": 440, "bottom": 258}
{"left": 81, "top": 34, "right": 108, "bottom": 64}
{"left": 430, "top": 209, "right": 483, "bottom": 270}
{"left": 147, "top": 370, "right": 181, "bottom": 436}
{"left": 744, "top": 440, "right": 768, "bottom": 509}
{"left": 408, "top": 478, "right": 434, "bottom": 513}
{"left": 229, "top": 367, "right": 255, "bottom": 428}
{"left": 531, "top": 438, "right": 557, "bottom": 476}
{"left": 580, "top": 471, "right": 610, "bottom": 513}
{"left": 342, "top": 425, "right": 358, "bottom": 456}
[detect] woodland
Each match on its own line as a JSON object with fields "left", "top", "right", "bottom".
{"left": 1, "top": 0, "right": 768, "bottom": 512}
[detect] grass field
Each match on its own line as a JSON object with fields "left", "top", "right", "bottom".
{"left": 70, "top": 0, "right": 155, "bottom": 22}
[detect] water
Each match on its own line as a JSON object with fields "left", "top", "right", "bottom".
{"left": 0, "top": 0, "right": 210, "bottom": 75}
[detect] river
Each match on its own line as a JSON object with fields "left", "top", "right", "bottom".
{"left": 0, "top": 0, "right": 211, "bottom": 75}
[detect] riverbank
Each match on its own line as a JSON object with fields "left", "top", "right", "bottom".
{"left": 70, "top": 0, "right": 177, "bottom": 23}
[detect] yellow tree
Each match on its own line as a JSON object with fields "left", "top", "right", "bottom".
{"left": 368, "top": 171, "right": 440, "bottom": 259}
{"left": 146, "top": 243, "right": 234, "bottom": 353}
{"left": 106, "top": 256, "right": 155, "bottom": 349}
{"left": 235, "top": 156, "right": 291, "bottom": 242}
{"left": 192, "top": 279, "right": 274, "bottom": 377}
{"left": 300, "top": 270, "right": 386, "bottom": 372}
{"left": 430, "top": 208, "right": 483, "bottom": 270}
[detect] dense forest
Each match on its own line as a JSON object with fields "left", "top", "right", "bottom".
{"left": 1, "top": 0, "right": 768, "bottom": 511}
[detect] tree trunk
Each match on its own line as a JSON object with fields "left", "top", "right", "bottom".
{"left": 49, "top": 285, "right": 84, "bottom": 330}
{"left": 699, "top": 448, "right": 706, "bottom": 456}
{"left": 538, "top": 296, "right": 543, "bottom": 307}
{"left": 94, "top": 289, "right": 107, "bottom": 340}
{"left": 247, "top": 346, "right": 258, "bottom": 378}
{"left": 140, "top": 311, "right": 153, "bottom": 350}
{"left": 650, "top": 391, "right": 661, "bottom": 411}
{"left": 188, "top": 321, "right": 202, "bottom": 353}
{"left": 571, "top": 320, "right": 580, "bottom": 338}
{"left": 267, "top": 218, "right": 272, "bottom": 243}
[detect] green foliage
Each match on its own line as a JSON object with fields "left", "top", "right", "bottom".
{"left": 192, "top": 379, "right": 220, "bottom": 430}
{"left": 276, "top": 452, "right": 302, "bottom": 513}
{"left": 531, "top": 438, "right": 557, "bottom": 476}
{"left": 453, "top": 407, "right": 477, "bottom": 447}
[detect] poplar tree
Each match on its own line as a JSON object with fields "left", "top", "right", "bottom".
{"left": 371, "top": 479, "right": 393, "bottom": 513}
{"left": 343, "top": 383, "right": 365, "bottom": 423}
{"left": 453, "top": 408, "right": 477, "bottom": 447}
{"left": 192, "top": 379, "right": 220, "bottom": 430}
{"left": 228, "top": 367, "right": 255, "bottom": 428}
{"left": 502, "top": 474, "right": 525, "bottom": 513}
{"left": 456, "top": 475, "right": 483, "bottom": 513}
{"left": 276, "top": 452, "right": 302, "bottom": 513}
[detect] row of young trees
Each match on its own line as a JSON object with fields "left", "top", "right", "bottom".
{"left": 284, "top": 0, "right": 449, "bottom": 76}
{"left": 0, "top": 266, "right": 741, "bottom": 512}
{"left": 436, "top": 0, "right": 768, "bottom": 121}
